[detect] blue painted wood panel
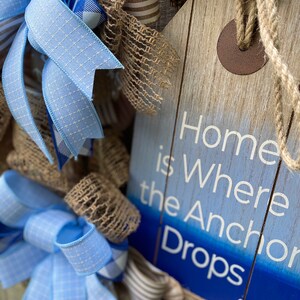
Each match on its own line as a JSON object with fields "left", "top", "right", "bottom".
{"left": 127, "top": 0, "right": 193, "bottom": 263}
{"left": 127, "top": 0, "right": 300, "bottom": 299}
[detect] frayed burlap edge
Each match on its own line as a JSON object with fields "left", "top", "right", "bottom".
{"left": 100, "top": 0, "right": 180, "bottom": 114}
{"left": 6, "top": 94, "right": 70, "bottom": 194}
{"left": 7, "top": 123, "right": 70, "bottom": 194}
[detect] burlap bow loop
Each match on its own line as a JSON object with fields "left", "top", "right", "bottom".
{"left": 65, "top": 173, "right": 141, "bottom": 244}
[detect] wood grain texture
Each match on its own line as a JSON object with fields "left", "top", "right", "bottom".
{"left": 127, "top": 0, "right": 193, "bottom": 262}
{"left": 128, "top": 0, "right": 300, "bottom": 299}
{"left": 155, "top": 0, "right": 279, "bottom": 297}
{"left": 246, "top": 2, "right": 300, "bottom": 297}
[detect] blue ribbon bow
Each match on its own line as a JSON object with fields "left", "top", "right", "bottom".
{"left": 0, "top": 170, "right": 128, "bottom": 300}
{"left": 0, "top": 0, "right": 123, "bottom": 168}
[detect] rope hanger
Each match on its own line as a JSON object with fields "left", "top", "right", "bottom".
{"left": 235, "top": 0, "right": 300, "bottom": 171}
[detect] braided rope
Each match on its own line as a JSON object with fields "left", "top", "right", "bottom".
{"left": 235, "top": 0, "right": 257, "bottom": 50}
{"left": 235, "top": 0, "right": 300, "bottom": 170}
{"left": 257, "top": 0, "right": 300, "bottom": 170}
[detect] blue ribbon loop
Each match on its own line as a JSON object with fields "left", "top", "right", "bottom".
{"left": 1, "top": 0, "right": 123, "bottom": 165}
{"left": 0, "top": 171, "right": 128, "bottom": 299}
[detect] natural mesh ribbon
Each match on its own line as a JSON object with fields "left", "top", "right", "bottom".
{"left": 100, "top": 0, "right": 180, "bottom": 114}
{"left": 6, "top": 93, "right": 70, "bottom": 193}
{"left": 0, "top": 83, "right": 11, "bottom": 142}
{"left": 0, "top": 123, "right": 12, "bottom": 175}
{"left": 64, "top": 173, "right": 141, "bottom": 243}
{"left": 89, "top": 130, "right": 130, "bottom": 188}
{"left": 7, "top": 126, "right": 70, "bottom": 194}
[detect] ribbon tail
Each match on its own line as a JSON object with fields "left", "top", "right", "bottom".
{"left": 86, "top": 274, "right": 116, "bottom": 300}
{"left": 25, "top": 0, "right": 123, "bottom": 100}
{"left": 2, "top": 22, "right": 53, "bottom": 163}
{"left": 52, "top": 253, "right": 86, "bottom": 300}
{"left": 23, "top": 255, "right": 53, "bottom": 300}
{"left": 0, "top": 241, "right": 47, "bottom": 288}
{"left": 47, "top": 112, "right": 93, "bottom": 169}
{"left": 42, "top": 59, "right": 103, "bottom": 157}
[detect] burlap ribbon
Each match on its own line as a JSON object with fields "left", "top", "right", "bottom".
{"left": 6, "top": 93, "right": 71, "bottom": 194}
{"left": 0, "top": 83, "right": 11, "bottom": 142}
{"left": 89, "top": 129, "right": 130, "bottom": 188}
{"left": 64, "top": 173, "right": 141, "bottom": 244}
{"left": 100, "top": 0, "right": 180, "bottom": 114}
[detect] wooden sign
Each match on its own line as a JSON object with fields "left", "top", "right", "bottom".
{"left": 127, "top": 0, "right": 300, "bottom": 299}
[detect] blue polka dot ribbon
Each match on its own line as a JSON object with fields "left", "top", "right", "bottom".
{"left": 0, "top": 170, "right": 128, "bottom": 299}
{"left": 0, "top": 0, "right": 123, "bottom": 167}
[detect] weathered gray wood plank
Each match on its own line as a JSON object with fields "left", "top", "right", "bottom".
{"left": 128, "top": 0, "right": 299, "bottom": 299}
{"left": 154, "top": 1, "right": 286, "bottom": 297}
{"left": 127, "top": 0, "right": 193, "bottom": 262}
{"left": 246, "top": 2, "right": 300, "bottom": 297}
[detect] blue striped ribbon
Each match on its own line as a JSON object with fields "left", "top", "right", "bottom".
{"left": 1, "top": 0, "right": 123, "bottom": 166}
{"left": 0, "top": 170, "right": 128, "bottom": 299}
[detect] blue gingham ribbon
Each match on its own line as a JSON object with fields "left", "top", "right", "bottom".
{"left": 1, "top": 0, "right": 123, "bottom": 166}
{"left": 0, "top": 170, "right": 128, "bottom": 299}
